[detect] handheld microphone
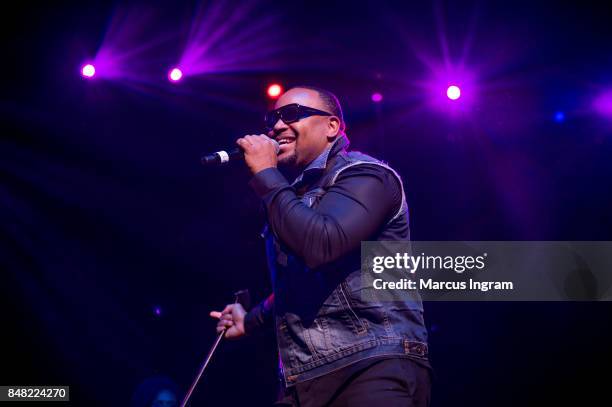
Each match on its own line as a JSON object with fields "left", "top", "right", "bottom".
{"left": 201, "top": 139, "right": 280, "bottom": 166}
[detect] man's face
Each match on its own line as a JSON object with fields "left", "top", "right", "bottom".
{"left": 267, "top": 88, "right": 339, "bottom": 170}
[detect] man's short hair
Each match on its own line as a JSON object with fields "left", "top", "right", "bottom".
{"left": 290, "top": 85, "right": 346, "bottom": 133}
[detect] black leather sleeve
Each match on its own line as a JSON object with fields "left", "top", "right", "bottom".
{"left": 249, "top": 164, "right": 402, "bottom": 269}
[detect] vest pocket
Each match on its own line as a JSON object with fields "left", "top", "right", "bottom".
{"left": 338, "top": 282, "right": 369, "bottom": 335}
{"left": 282, "top": 315, "right": 331, "bottom": 362}
{"left": 308, "top": 317, "right": 332, "bottom": 358}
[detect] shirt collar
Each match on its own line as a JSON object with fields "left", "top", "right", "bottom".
{"left": 291, "top": 134, "right": 349, "bottom": 186}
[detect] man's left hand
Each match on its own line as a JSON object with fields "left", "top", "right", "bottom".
{"left": 236, "top": 134, "right": 278, "bottom": 175}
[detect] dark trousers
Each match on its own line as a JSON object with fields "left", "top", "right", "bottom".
{"left": 276, "top": 358, "right": 432, "bottom": 407}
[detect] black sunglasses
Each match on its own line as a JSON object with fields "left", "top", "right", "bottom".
{"left": 265, "top": 103, "right": 333, "bottom": 130}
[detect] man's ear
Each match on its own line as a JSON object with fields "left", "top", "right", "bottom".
{"left": 327, "top": 116, "right": 341, "bottom": 141}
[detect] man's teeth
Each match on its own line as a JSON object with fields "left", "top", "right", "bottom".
{"left": 278, "top": 139, "right": 294, "bottom": 145}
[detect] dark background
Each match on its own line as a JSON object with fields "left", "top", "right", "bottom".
{"left": 1, "top": 0, "right": 611, "bottom": 405}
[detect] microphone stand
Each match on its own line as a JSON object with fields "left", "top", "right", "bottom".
{"left": 180, "top": 289, "right": 250, "bottom": 407}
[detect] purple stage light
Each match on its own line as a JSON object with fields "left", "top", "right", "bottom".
{"left": 417, "top": 65, "right": 475, "bottom": 115}
{"left": 554, "top": 112, "right": 565, "bottom": 122}
{"left": 86, "top": 4, "right": 181, "bottom": 84}
{"left": 446, "top": 85, "right": 461, "bottom": 100}
{"left": 594, "top": 90, "right": 612, "bottom": 118}
{"left": 81, "top": 64, "right": 96, "bottom": 78}
{"left": 168, "top": 67, "right": 183, "bottom": 82}
{"left": 371, "top": 92, "right": 383, "bottom": 103}
{"left": 154, "top": 306, "right": 162, "bottom": 316}
{"left": 177, "top": 2, "right": 282, "bottom": 78}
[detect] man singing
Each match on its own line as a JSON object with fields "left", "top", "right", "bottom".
{"left": 210, "top": 86, "right": 431, "bottom": 406}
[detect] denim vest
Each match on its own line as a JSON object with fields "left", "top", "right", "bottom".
{"left": 262, "top": 136, "right": 429, "bottom": 387}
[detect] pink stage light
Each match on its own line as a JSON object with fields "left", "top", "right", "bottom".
{"left": 81, "top": 64, "right": 96, "bottom": 78}
{"left": 168, "top": 67, "right": 183, "bottom": 82}
{"left": 446, "top": 85, "right": 461, "bottom": 100}
{"left": 371, "top": 92, "right": 383, "bottom": 103}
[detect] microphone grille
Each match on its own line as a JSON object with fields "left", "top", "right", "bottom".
{"left": 270, "top": 138, "right": 280, "bottom": 154}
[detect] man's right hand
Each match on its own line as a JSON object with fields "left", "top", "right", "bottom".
{"left": 209, "top": 303, "right": 246, "bottom": 339}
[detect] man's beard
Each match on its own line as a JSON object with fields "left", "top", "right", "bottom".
{"left": 277, "top": 150, "right": 302, "bottom": 180}
{"left": 278, "top": 150, "right": 298, "bottom": 168}
{"left": 274, "top": 130, "right": 302, "bottom": 174}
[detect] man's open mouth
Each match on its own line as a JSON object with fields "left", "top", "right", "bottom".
{"left": 277, "top": 137, "right": 296, "bottom": 149}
